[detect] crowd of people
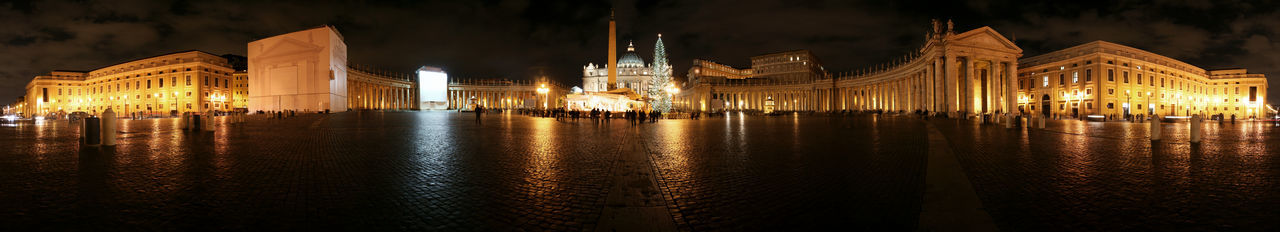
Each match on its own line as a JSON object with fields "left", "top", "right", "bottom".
{"left": 470, "top": 106, "right": 684, "bottom": 124}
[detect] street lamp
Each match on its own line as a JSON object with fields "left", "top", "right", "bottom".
{"left": 152, "top": 93, "right": 160, "bottom": 118}
{"left": 172, "top": 92, "right": 179, "bottom": 115}
{"left": 1125, "top": 90, "right": 1131, "bottom": 119}
{"left": 1075, "top": 91, "right": 1083, "bottom": 119}
{"left": 536, "top": 84, "right": 549, "bottom": 110}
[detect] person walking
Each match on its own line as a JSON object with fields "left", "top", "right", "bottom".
{"left": 475, "top": 105, "right": 484, "bottom": 124}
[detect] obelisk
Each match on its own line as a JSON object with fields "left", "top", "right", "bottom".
{"left": 607, "top": 9, "right": 617, "bottom": 90}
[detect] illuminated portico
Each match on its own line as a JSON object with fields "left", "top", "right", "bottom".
{"left": 675, "top": 21, "right": 1022, "bottom": 117}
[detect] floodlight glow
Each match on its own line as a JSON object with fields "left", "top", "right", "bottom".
{"left": 417, "top": 66, "right": 448, "bottom": 110}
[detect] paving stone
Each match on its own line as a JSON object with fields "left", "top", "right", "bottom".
{"left": 931, "top": 118, "right": 1280, "bottom": 231}
{"left": 6, "top": 112, "right": 1271, "bottom": 231}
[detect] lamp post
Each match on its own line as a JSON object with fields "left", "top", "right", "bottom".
{"left": 1152, "top": 91, "right": 1162, "bottom": 116}
{"left": 1061, "top": 92, "right": 1069, "bottom": 119}
{"left": 668, "top": 86, "right": 680, "bottom": 111}
{"left": 536, "top": 84, "right": 549, "bottom": 111}
{"left": 172, "top": 92, "right": 179, "bottom": 115}
{"left": 1076, "top": 91, "right": 1084, "bottom": 119}
{"left": 1125, "top": 90, "right": 1131, "bottom": 119}
{"left": 153, "top": 93, "right": 161, "bottom": 118}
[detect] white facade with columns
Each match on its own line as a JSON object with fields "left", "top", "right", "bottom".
{"left": 674, "top": 22, "right": 1023, "bottom": 117}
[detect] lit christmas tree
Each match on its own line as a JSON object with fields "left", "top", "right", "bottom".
{"left": 648, "top": 34, "right": 672, "bottom": 113}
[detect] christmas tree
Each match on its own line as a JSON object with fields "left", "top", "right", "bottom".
{"left": 648, "top": 34, "right": 672, "bottom": 113}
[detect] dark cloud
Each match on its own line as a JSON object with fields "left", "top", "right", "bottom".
{"left": 2, "top": 0, "right": 1279, "bottom": 105}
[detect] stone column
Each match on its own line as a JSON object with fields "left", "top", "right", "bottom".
{"left": 942, "top": 56, "right": 954, "bottom": 114}
{"left": 1006, "top": 61, "right": 1018, "bottom": 115}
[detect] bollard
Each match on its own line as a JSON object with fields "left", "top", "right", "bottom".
{"left": 192, "top": 114, "right": 202, "bottom": 131}
{"left": 83, "top": 116, "right": 101, "bottom": 146}
{"left": 204, "top": 110, "right": 215, "bottom": 132}
{"left": 102, "top": 109, "right": 117, "bottom": 146}
{"left": 180, "top": 112, "right": 188, "bottom": 130}
{"left": 1150, "top": 115, "right": 1162, "bottom": 141}
{"left": 1190, "top": 114, "right": 1202, "bottom": 143}
{"left": 1005, "top": 114, "right": 1013, "bottom": 129}
{"left": 1038, "top": 115, "right": 1046, "bottom": 129}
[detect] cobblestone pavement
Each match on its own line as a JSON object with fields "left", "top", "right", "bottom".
{"left": 641, "top": 114, "right": 928, "bottom": 231}
{"left": 4, "top": 112, "right": 1275, "bottom": 231}
{"left": 931, "top": 118, "right": 1280, "bottom": 231}
{"left": 0, "top": 112, "right": 928, "bottom": 231}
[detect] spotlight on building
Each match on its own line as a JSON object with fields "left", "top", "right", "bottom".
{"left": 417, "top": 66, "right": 448, "bottom": 110}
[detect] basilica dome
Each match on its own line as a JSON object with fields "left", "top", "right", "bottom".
{"left": 618, "top": 41, "right": 646, "bottom": 68}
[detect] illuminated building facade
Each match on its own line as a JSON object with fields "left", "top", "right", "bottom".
{"left": 247, "top": 26, "right": 349, "bottom": 112}
{"left": 17, "top": 51, "right": 238, "bottom": 117}
{"left": 232, "top": 71, "right": 249, "bottom": 109}
{"left": 686, "top": 59, "right": 754, "bottom": 85}
{"left": 418, "top": 66, "right": 449, "bottom": 110}
{"left": 347, "top": 66, "right": 417, "bottom": 110}
{"left": 583, "top": 42, "right": 656, "bottom": 94}
{"left": 1017, "top": 41, "right": 1268, "bottom": 118}
{"left": 446, "top": 79, "right": 568, "bottom": 110}
{"left": 675, "top": 21, "right": 1023, "bottom": 116}
{"left": 750, "top": 50, "right": 826, "bottom": 83}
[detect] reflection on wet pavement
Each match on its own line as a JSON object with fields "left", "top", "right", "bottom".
{"left": 1, "top": 112, "right": 1277, "bottom": 230}
{"left": 932, "top": 118, "right": 1280, "bottom": 231}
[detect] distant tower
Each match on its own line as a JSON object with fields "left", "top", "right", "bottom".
{"left": 607, "top": 9, "right": 618, "bottom": 90}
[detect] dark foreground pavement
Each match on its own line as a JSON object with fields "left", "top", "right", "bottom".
{"left": 931, "top": 118, "right": 1280, "bottom": 231}
{"left": 1, "top": 112, "right": 1277, "bottom": 231}
{"left": 0, "top": 112, "right": 927, "bottom": 231}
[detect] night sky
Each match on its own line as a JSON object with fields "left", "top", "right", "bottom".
{"left": 3, "top": 0, "right": 1279, "bottom": 105}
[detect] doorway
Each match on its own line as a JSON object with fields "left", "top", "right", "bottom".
{"left": 1041, "top": 94, "right": 1051, "bottom": 117}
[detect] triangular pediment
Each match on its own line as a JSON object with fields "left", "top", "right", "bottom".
{"left": 951, "top": 26, "right": 1022, "bottom": 53}
{"left": 259, "top": 36, "right": 324, "bottom": 58}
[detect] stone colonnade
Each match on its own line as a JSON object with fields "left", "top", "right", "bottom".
{"left": 347, "top": 69, "right": 416, "bottom": 110}
{"left": 674, "top": 27, "right": 1023, "bottom": 117}
{"left": 446, "top": 84, "right": 568, "bottom": 110}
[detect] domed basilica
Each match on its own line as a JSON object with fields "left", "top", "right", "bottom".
{"left": 582, "top": 41, "right": 656, "bottom": 95}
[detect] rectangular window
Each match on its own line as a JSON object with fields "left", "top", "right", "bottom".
{"left": 1042, "top": 76, "right": 1048, "bottom": 87}
{"left": 1236, "top": 87, "right": 1240, "bottom": 94}
{"left": 1150, "top": 76, "right": 1154, "bottom": 86}
{"left": 205, "top": 76, "right": 209, "bottom": 86}
{"left": 186, "top": 76, "right": 191, "bottom": 86}
{"left": 1123, "top": 71, "right": 1129, "bottom": 83}
{"left": 214, "top": 78, "right": 219, "bottom": 87}
{"left": 1137, "top": 74, "right": 1142, "bottom": 84}
{"left": 1161, "top": 78, "right": 1165, "bottom": 87}
{"left": 1059, "top": 74, "right": 1064, "bottom": 85}
{"left": 147, "top": 80, "right": 152, "bottom": 89}
{"left": 1251, "top": 87, "right": 1258, "bottom": 101}
{"left": 160, "top": 79, "right": 164, "bottom": 88}
{"left": 1085, "top": 69, "right": 1092, "bottom": 82}
{"left": 172, "top": 77, "right": 176, "bottom": 87}
{"left": 1109, "top": 88, "right": 1114, "bottom": 95}
{"left": 43, "top": 88, "right": 48, "bottom": 102}
{"left": 1072, "top": 72, "right": 1078, "bottom": 83}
